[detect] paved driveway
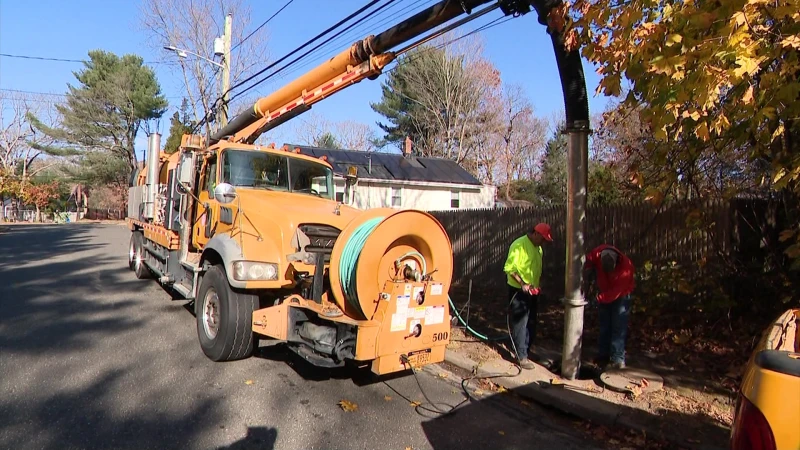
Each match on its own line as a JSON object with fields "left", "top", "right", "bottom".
{"left": 0, "top": 223, "right": 598, "bottom": 450}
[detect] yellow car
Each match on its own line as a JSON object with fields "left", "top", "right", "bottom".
{"left": 730, "top": 308, "right": 799, "bottom": 449}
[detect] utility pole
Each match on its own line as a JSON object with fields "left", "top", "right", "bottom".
{"left": 561, "top": 120, "right": 590, "bottom": 380}
{"left": 216, "top": 13, "right": 232, "bottom": 128}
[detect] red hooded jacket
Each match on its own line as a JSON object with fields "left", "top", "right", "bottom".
{"left": 585, "top": 244, "right": 635, "bottom": 304}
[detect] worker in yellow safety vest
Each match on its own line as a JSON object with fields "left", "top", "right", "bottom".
{"left": 503, "top": 223, "right": 553, "bottom": 370}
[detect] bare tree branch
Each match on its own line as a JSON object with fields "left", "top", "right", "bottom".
{"left": 139, "top": 0, "right": 272, "bottom": 132}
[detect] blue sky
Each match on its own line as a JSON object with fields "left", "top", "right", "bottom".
{"left": 1, "top": 0, "right": 611, "bottom": 157}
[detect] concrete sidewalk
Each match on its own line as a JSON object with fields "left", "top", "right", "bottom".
{"left": 441, "top": 347, "right": 729, "bottom": 450}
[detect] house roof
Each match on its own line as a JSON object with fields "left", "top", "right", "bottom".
{"left": 286, "top": 144, "right": 483, "bottom": 186}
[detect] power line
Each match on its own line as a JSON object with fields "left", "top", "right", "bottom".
{"left": 0, "top": 87, "right": 186, "bottom": 100}
{"left": 232, "top": 0, "right": 294, "bottom": 52}
{"left": 0, "top": 88, "right": 68, "bottom": 97}
{"left": 0, "top": 53, "right": 170, "bottom": 65}
{"left": 383, "top": 15, "right": 513, "bottom": 76}
{"left": 193, "top": 0, "right": 386, "bottom": 132}
{"left": 224, "top": 0, "right": 384, "bottom": 99}
{"left": 227, "top": 0, "right": 400, "bottom": 105}
{"left": 266, "top": 0, "right": 435, "bottom": 91}
{"left": 274, "top": 0, "right": 432, "bottom": 77}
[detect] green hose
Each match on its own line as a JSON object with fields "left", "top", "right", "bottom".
{"left": 448, "top": 295, "right": 507, "bottom": 342}
{"left": 339, "top": 217, "right": 384, "bottom": 317}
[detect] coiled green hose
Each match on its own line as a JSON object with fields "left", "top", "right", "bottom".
{"left": 339, "top": 217, "right": 384, "bottom": 318}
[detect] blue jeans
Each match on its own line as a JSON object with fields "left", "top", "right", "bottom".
{"left": 508, "top": 285, "right": 538, "bottom": 361}
{"left": 597, "top": 294, "right": 631, "bottom": 364}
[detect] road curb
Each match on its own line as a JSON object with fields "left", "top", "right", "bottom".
{"left": 443, "top": 349, "right": 479, "bottom": 372}
{"left": 441, "top": 349, "right": 725, "bottom": 450}
{"left": 444, "top": 349, "right": 619, "bottom": 426}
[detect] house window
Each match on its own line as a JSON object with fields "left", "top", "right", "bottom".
{"left": 451, "top": 190, "right": 460, "bottom": 208}
{"left": 391, "top": 187, "right": 402, "bottom": 207}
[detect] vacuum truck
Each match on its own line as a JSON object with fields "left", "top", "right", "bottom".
{"left": 126, "top": 0, "right": 533, "bottom": 375}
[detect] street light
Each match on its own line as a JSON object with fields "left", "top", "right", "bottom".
{"left": 163, "top": 45, "right": 224, "bottom": 69}
{"left": 162, "top": 15, "right": 231, "bottom": 127}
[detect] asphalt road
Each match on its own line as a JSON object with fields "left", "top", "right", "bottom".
{"left": 0, "top": 223, "right": 600, "bottom": 450}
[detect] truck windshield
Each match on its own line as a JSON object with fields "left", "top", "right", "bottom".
{"left": 221, "top": 149, "right": 334, "bottom": 200}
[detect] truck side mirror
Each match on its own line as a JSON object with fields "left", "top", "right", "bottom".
{"left": 214, "top": 183, "right": 237, "bottom": 205}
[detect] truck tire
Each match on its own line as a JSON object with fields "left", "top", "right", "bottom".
{"left": 132, "top": 232, "right": 151, "bottom": 280}
{"left": 195, "top": 265, "right": 257, "bottom": 362}
{"left": 128, "top": 232, "right": 137, "bottom": 270}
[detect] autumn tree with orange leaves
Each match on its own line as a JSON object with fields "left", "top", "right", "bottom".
{"left": 20, "top": 180, "right": 61, "bottom": 222}
{"left": 559, "top": 0, "right": 799, "bottom": 201}
{"left": 558, "top": 0, "right": 800, "bottom": 310}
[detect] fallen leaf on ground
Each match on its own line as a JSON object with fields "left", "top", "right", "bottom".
{"left": 410, "top": 401, "right": 421, "bottom": 407}
{"left": 338, "top": 400, "right": 358, "bottom": 412}
{"left": 438, "top": 373, "right": 448, "bottom": 378}
{"left": 641, "top": 378, "right": 649, "bottom": 388}
{"left": 609, "top": 438, "right": 620, "bottom": 445}
{"left": 244, "top": 380, "right": 254, "bottom": 385}
{"left": 497, "top": 385, "right": 508, "bottom": 393}
{"left": 672, "top": 332, "right": 692, "bottom": 345}
{"left": 384, "top": 395, "right": 392, "bottom": 402}
{"left": 626, "top": 385, "right": 642, "bottom": 400}
{"left": 498, "top": 431, "right": 505, "bottom": 435}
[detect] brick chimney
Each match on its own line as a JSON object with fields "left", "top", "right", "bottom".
{"left": 403, "top": 136, "right": 412, "bottom": 157}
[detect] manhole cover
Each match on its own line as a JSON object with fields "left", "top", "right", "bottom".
{"left": 600, "top": 367, "right": 663, "bottom": 394}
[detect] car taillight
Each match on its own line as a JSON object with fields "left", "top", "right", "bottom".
{"left": 730, "top": 394, "right": 777, "bottom": 450}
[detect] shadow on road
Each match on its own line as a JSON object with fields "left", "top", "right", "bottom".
{"left": 217, "top": 427, "right": 278, "bottom": 450}
{"left": 0, "top": 224, "right": 102, "bottom": 269}
{"left": 254, "top": 341, "right": 413, "bottom": 388}
{"left": 1, "top": 368, "right": 226, "bottom": 450}
{"left": 0, "top": 224, "right": 233, "bottom": 449}
{"left": 421, "top": 377, "right": 730, "bottom": 450}
{"left": 0, "top": 224, "right": 150, "bottom": 354}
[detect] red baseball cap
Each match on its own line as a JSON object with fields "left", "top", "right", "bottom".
{"left": 534, "top": 223, "right": 553, "bottom": 242}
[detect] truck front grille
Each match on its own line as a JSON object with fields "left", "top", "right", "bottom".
{"left": 298, "top": 224, "right": 340, "bottom": 263}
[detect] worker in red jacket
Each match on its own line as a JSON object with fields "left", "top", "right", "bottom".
{"left": 583, "top": 244, "right": 636, "bottom": 370}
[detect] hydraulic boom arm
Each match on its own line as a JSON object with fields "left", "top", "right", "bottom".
{"left": 210, "top": 0, "right": 532, "bottom": 145}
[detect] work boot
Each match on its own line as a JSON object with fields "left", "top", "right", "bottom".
{"left": 518, "top": 358, "right": 536, "bottom": 370}
{"left": 607, "top": 360, "right": 626, "bottom": 370}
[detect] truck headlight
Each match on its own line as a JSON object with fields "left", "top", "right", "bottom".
{"left": 232, "top": 261, "right": 279, "bottom": 281}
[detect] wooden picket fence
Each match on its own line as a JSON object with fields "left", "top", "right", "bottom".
{"left": 429, "top": 199, "right": 740, "bottom": 298}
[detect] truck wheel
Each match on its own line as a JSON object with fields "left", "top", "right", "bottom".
{"left": 195, "top": 265, "right": 257, "bottom": 362}
{"left": 128, "top": 233, "right": 137, "bottom": 270}
{"left": 132, "top": 232, "right": 151, "bottom": 280}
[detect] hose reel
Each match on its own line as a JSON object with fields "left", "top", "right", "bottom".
{"left": 328, "top": 208, "right": 453, "bottom": 320}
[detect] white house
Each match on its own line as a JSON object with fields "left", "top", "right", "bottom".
{"left": 290, "top": 144, "right": 496, "bottom": 211}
